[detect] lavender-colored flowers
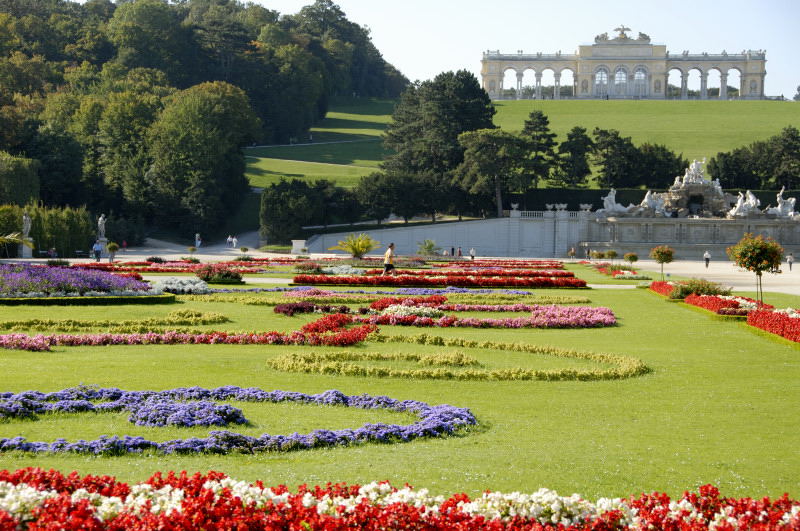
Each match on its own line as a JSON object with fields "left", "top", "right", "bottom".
{"left": 0, "top": 386, "right": 477, "bottom": 455}
{"left": 0, "top": 264, "right": 149, "bottom": 296}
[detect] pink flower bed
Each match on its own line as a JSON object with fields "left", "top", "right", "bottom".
{"left": 354, "top": 305, "right": 616, "bottom": 329}
{"left": 434, "top": 259, "right": 564, "bottom": 269}
{"left": 293, "top": 274, "right": 587, "bottom": 288}
{"left": 0, "top": 468, "right": 797, "bottom": 530}
{"left": 364, "top": 269, "right": 575, "bottom": 278}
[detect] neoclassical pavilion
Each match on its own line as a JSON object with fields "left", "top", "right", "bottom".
{"left": 480, "top": 26, "right": 767, "bottom": 100}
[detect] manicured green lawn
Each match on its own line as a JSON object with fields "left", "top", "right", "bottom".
{"left": 246, "top": 156, "right": 375, "bottom": 189}
{"left": 245, "top": 98, "right": 800, "bottom": 190}
{"left": 494, "top": 100, "right": 800, "bottom": 162}
{"left": 1, "top": 284, "right": 799, "bottom": 499}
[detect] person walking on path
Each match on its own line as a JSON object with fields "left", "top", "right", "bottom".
{"left": 195, "top": 233, "right": 202, "bottom": 248}
{"left": 226, "top": 235, "right": 233, "bottom": 247}
{"left": 703, "top": 250, "right": 711, "bottom": 268}
{"left": 788, "top": 253, "right": 794, "bottom": 271}
{"left": 382, "top": 243, "right": 396, "bottom": 276}
{"left": 469, "top": 247, "right": 476, "bottom": 261}
{"left": 232, "top": 236, "right": 238, "bottom": 249}
{"left": 92, "top": 240, "right": 103, "bottom": 262}
{"left": 457, "top": 246, "right": 463, "bottom": 258}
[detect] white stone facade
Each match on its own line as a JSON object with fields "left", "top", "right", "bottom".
{"left": 307, "top": 212, "right": 800, "bottom": 260}
{"left": 480, "top": 27, "right": 767, "bottom": 100}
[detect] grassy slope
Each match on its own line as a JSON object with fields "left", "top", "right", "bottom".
{"left": 245, "top": 98, "right": 393, "bottom": 189}
{"left": 1, "top": 273, "right": 799, "bottom": 499}
{"left": 245, "top": 99, "right": 800, "bottom": 190}
{"left": 494, "top": 100, "right": 800, "bottom": 162}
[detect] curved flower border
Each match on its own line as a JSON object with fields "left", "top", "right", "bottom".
{"left": 0, "top": 387, "right": 476, "bottom": 455}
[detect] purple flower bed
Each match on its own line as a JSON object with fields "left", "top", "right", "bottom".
{"left": 0, "top": 264, "right": 149, "bottom": 296}
{"left": 0, "top": 386, "right": 476, "bottom": 454}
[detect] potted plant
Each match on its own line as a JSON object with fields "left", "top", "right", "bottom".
{"left": 106, "top": 241, "right": 120, "bottom": 263}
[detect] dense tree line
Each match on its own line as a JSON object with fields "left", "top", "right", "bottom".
{"left": 708, "top": 126, "right": 800, "bottom": 190}
{"left": 0, "top": 0, "right": 407, "bottom": 237}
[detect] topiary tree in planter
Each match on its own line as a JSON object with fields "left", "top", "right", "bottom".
{"left": 727, "top": 233, "right": 783, "bottom": 304}
{"left": 624, "top": 252, "right": 638, "bottom": 265}
{"left": 649, "top": 245, "right": 674, "bottom": 281}
{"left": 605, "top": 249, "right": 618, "bottom": 263}
{"left": 106, "top": 241, "right": 119, "bottom": 263}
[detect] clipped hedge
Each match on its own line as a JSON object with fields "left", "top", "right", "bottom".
{"left": 0, "top": 294, "right": 176, "bottom": 306}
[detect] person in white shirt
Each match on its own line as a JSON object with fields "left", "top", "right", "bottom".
{"left": 703, "top": 250, "right": 711, "bottom": 268}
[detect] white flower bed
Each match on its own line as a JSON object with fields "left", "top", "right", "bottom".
{"left": 716, "top": 295, "right": 760, "bottom": 311}
{"left": 150, "top": 277, "right": 210, "bottom": 294}
{"left": 381, "top": 304, "right": 445, "bottom": 318}
{"left": 320, "top": 265, "right": 365, "bottom": 276}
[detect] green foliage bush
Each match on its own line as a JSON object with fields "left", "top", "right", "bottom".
{"left": 0, "top": 204, "right": 93, "bottom": 258}
{"left": 195, "top": 264, "right": 244, "bottom": 284}
{"left": 669, "top": 279, "right": 732, "bottom": 299}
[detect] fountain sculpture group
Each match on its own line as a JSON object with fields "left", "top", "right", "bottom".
{"left": 597, "top": 159, "right": 798, "bottom": 220}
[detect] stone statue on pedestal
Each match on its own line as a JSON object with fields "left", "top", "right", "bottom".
{"left": 22, "top": 212, "right": 31, "bottom": 239}
{"left": 97, "top": 214, "right": 106, "bottom": 240}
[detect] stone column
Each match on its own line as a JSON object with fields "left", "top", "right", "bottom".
{"left": 515, "top": 72, "right": 523, "bottom": 99}
{"left": 720, "top": 72, "right": 728, "bottom": 100}
{"left": 680, "top": 72, "right": 688, "bottom": 99}
{"left": 553, "top": 72, "right": 561, "bottom": 100}
{"left": 700, "top": 72, "right": 708, "bottom": 99}
{"left": 535, "top": 72, "right": 542, "bottom": 99}
{"left": 664, "top": 74, "right": 670, "bottom": 98}
{"left": 760, "top": 73, "right": 766, "bottom": 98}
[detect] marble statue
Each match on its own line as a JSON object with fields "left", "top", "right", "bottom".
{"left": 745, "top": 190, "right": 761, "bottom": 210}
{"left": 21, "top": 211, "right": 31, "bottom": 239}
{"left": 765, "top": 186, "right": 797, "bottom": 217}
{"left": 728, "top": 190, "right": 761, "bottom": 217}
{"left": 97, "top": 214, "right": 106, "bottom": 239}
{"left": 639, "top": 190, "right": 666, "bottom": 215}
{"left": 598, "top": 189, "right": 631, "bottom": 215}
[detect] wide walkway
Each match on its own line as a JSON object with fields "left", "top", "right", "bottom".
{"left": 630, "top": 258, "right": 798, "bottom": 295}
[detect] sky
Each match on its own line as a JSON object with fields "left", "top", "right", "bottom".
{"left": 257, "top": 0, "right": 799, "bottom": 97}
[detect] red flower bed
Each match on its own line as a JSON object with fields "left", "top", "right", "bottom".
{"left": 747, "top": 308, "right": 800, "bottom": 342}
{"left": 684, "top": 294, "right": 772, "bottom": 315}
{"left": 364, "top": 269, "right": 575, "bottom": 278}
{"left": 293, "top": 274, "right": 587, "bottom": 288}
{"left": 0, "top": 468, "right": 798, "bottom": 530}
{"left": 649, "top": 281, "right": 675, "bottom": 296}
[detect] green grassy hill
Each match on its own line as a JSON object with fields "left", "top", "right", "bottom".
{"left": 245, "top": 98, "right": 800, "bottom": 189}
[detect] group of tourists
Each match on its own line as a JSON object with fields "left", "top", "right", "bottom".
{"left": 225, "top": 235, "right": 239, "bottom": 248}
